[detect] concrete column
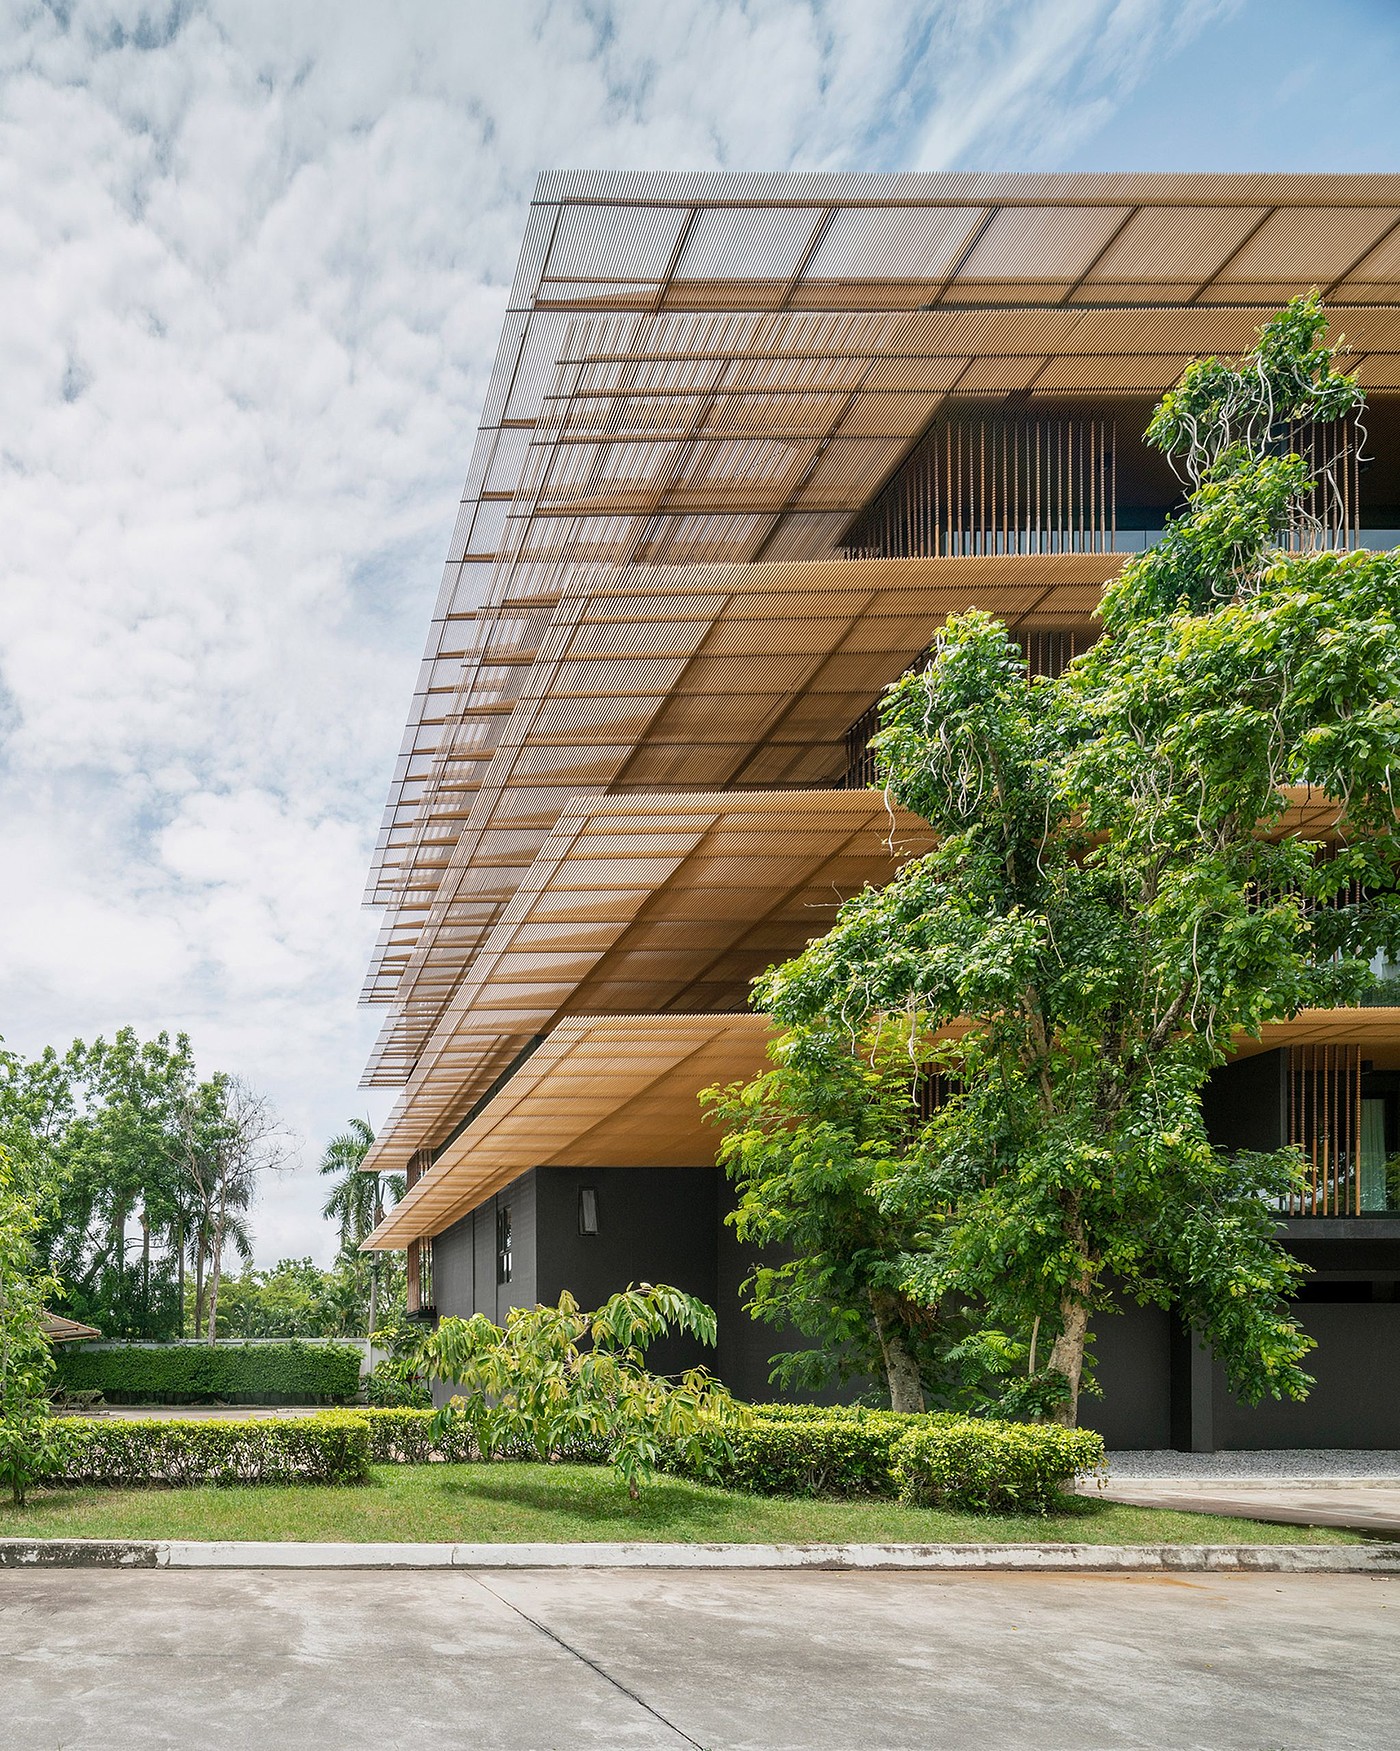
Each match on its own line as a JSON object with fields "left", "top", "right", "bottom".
{"left": 1169, "top": 1324, "right": 1216, "bottom": 1453}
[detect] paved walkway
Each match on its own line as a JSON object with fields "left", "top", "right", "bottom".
{"left": 1092, "top": 1450, "right": 1400, "bottom": 1535}
{"left": 2, "top": 1567, "right": 1396, "bottom": 1749}
{"left": 1087, "top": 1478, "right": 1400, "bottom": 1535}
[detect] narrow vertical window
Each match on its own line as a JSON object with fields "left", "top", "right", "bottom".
{"left": 496, "top": 1205, "right": 513, "bottom": 1284}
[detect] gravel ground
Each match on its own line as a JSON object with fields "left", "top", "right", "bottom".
{"left": 1106, "top": 1448, "right": 1400, "bottom": 1480}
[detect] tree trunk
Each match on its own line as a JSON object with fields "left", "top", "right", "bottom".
{"left": 870, "top": 1292, "right": 925, "bottom": 1413}
{"left": 176, "top": 1219, "right": 185, "bottom": 1340}
{"left": 206, "top": 1188, "right": 228, "bottom": 1345}
{"left": 193, "top": 1230, "right": 206, "bottom": 1337}
{"left": 1046, "top": 1297, "right": 1090, "bottom": 1427}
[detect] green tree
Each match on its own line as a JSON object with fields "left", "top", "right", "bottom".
{"left": 318, "top": 1118, "right": 404, "bottom": 1344}
{"left": 704, "top": 1022, "right": 944, "bottom": 1412}
{"left": 753, "top": 296, "right": 1400, "bottom": 1426}
{"left": 1, "top": 1030, "right": 200, "bottom": 1339}
{"left": 0, "top": 1147, "right": 71, "bottom": 1506}
{"left": 418, "top": 1285, "right": 738, "bottom": 1497}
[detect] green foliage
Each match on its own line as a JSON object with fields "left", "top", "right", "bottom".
{"left": 661, "top": 1404, "right": 1102, "bottom": 1513}
{"left": 705, "top": 1022, "right": 947, "bottom": 1411}
{"left": 891, "top": 1418, "right": 1105, "bottom": 1514}
{"left": 0, "top": 1147, "right": 74, "bottom": 1505}
{"left": 665, "top": 1404, "right": 922, "bottom": 1498}
{"left": 53, "top": 1340, "right": 362, "bottom": 1405}
{"left": 358, "top": 1406, "right": 607, "bottom": 1464}
{"left": 748, "top": 298, "right": 1400, "bottom": 1424}
{"left": 364, "top": 1361, "right": 432, "bottom": 1409}
{"left": 0, "top": 1030, "right": 293, "bottom": 1344}
{"left": 416, "top": 1285, "right": 739, "bottom": 1497}
{"left": 361, "top": 1407, "right": 468, "bottom": 1463}
{"left": 209, "top": 1254, "right": 405, "bottom": 1340}
{"left": 42, "top": 1410, "right": 370, "bottom": 1487}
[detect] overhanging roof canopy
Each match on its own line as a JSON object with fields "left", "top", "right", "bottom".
{"left": 363, "top": 551, "right": 1114, "bottom": 1077}
{"left": 362, "top": 169, "right": 1400, "bottom": 1152}
{"left": 364, "top": 787, "right": 933, "bottom": 1172}
{"left": 364, "top": 1013, "right": 772, "bottom": 1247}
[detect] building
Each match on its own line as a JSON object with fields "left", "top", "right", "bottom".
{"left": 361, "top": 170, "right": 1400, "bottom": 1448}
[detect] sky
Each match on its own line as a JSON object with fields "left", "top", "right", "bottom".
{"left": 2, "top": 0, "right": 1398, "bottom": 1266}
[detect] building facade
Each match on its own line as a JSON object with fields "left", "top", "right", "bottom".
{"left": 363, "top": 171, "right": 1400, "bottom": 1448}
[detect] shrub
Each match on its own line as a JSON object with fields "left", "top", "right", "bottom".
{"left": 417, "top": 1286, "right": 737, "bottom": 1496}
{"left": 663, "top": 1405, "right": 1104, "bottom": 1510}
{"left": 53, "top": 1342, "right": 362, "bottom": 1406}
{"left": 44, "top": 1411, "right": 371, "bottom": 1487}
{"left": 663, "top": 1404, "right": 926, "bottom": 1497}
{"left": 364, "top": 1361, "right": 431, "bottom": 1409}
{"left": 892, "top": 1418, "right": 1104, "bottom": 1513}
{"left": 361, "top": 1408, "right": 610, "bottom": 1466}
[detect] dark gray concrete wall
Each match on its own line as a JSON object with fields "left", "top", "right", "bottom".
{"left": 1082, "top": 1302, "right": 1174, "bottom": 1449}
{"left": 431, "top": 1212, "right": 475, "bottom": 1321}
{"left": 491, "top": 1169, "right": 539, "bottom": 1322}
{"left": 1213, "top": 1301, "right": 1400, "bottom": 1448}
{"left": 713, "top": 1184, "right": 862, "bottom": 1405}
{"left": 1201, "top": 1048, "right": 1287, "bottom": 1154}
{"left": 535, "top": 1167, "right": 719, "bottom": 1379}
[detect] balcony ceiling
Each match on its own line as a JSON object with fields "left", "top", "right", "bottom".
{"left": 364, "top": 788, "right": 933, "bottom": 1171}
{"left": 362, "top": 551, "right": 1112, "bottom": 1083}
{"left": 364, "top": 1013, "right": 773, "bottom": 1247}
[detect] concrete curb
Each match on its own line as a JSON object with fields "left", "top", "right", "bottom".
{"left": 3, "top": 1538, "right": 1398, "bottom": 1572}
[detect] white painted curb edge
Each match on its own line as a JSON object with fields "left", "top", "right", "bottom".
{"left": 2, "top": 1539, "right": 1398, "bottom": 1572}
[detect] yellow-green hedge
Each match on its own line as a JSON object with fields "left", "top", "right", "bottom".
{"left": 663, "top": 1405, "right": 1104, "bottom": 1512}
{"left": 46, "top": 1412, "right": 371, "bottom": 1486}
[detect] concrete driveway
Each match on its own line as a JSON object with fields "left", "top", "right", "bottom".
{"left": 2, "top": 1567, "right": 1397, "bottom": 1750}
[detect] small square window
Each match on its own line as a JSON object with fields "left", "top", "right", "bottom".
{"left": 578, "top": 1187, "right": 599, "bottom": 1236}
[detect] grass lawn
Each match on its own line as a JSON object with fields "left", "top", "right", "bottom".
{"left": 0, "top": 1463, "right": 1361, "bottom": 1545}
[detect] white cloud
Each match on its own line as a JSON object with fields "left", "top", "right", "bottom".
{"left": 0, "top": 0, "right": 1236, "bottom": 1262}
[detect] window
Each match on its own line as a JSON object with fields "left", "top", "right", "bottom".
{"left": 496, "top": 1205, "right": 513, "bottom": 1284}
{"left": 578, "top": 1186, "right": 599, "bottom": 1235}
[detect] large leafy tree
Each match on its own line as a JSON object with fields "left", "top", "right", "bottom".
{"left": 704, "top": 1022, "right": 944, "bottom": 1412}
{"left": 1, "top": 1030, "right": 201, "bottom": 1339}
{"left": 1, "top": 1034, "right": 288, "bottom": 1343}
{"left": 754, "top": 297, "right": 1400, "bottom": 1426}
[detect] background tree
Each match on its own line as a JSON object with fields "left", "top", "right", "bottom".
{"left": 210, "top": 1253, "right": 406, "bottom": 1339}
{"left": 754, "top": 297, "right": 1400, "bottom": 1426}
{"left": 186, "top": 1077, "right": 295, "bottom": 1343}
{"left": 2, "top": 1030, "right": 200, "bottom": 1339}
{"left": 318, "top": 1117, "right": 404, "bottom": 1344}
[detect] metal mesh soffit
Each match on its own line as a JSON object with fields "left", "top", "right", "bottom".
{"left": 364, "top": 1013, "right": 774, "bottom": 1248}
{"left": 363, "top": 787, "right": 935, "bottom": 1175}
{"left": 360, "top": 169, "right": 1400, "bottom": 1172}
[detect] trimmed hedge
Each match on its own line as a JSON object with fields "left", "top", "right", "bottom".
{"left": 663, "top": 1405, "right": 1104, "bottom": 1512}
{"left": 54, "top": 1342, "right": 362, "bottom": 1406}
{"left": 893, "top": 1418, "right": 1105, "bottom": 1514}
{"left": 28, "top": 1401, "right": 1103, "bottom": 1508}
{"left": 684, "top": 1405, "right": 924, "bottom": 1498}
{"left": 46, "top": 1412, "right": 371, "bottom": 1487}
{"left": 360, "top": 1408, "right": 610, "bottom": 1466}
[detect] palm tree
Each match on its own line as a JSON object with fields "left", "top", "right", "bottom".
{"left": 319, "top": 1119, "right": 402, "bottom": 1344}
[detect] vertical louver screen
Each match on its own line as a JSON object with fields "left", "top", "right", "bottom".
{"left": 839, "top": 411, "right": 1117, "bottom": 558}
{"left": 1287, "top": 1043, "right": 1363, "bottom": 1216}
